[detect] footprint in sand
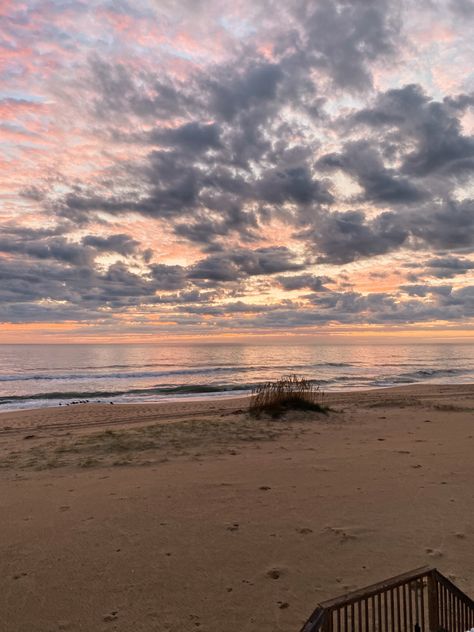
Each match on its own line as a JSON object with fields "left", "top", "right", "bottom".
{"left": 266, "top": 567, "right": 287, "bottom": 580}
{"left": 297, "top": 528, "right": 313, "bottom": 535}
{"left": 226, "top": 523, "right": 239, "bottom": 532}
{"left": 324, "top": 525, "right": 370, "bottom": 544}
{"left": 103, "top": 611, "right": 118, "bottom": 622}
{"left": 425, "top": 547, "right": 443, "bottom": 558}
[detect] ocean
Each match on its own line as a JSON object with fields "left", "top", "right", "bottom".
{"left": 0, "top": 342, "right": 473, "bottom": 412}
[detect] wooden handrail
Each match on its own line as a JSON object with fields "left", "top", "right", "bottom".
{"left": 432, "top": 570, "right": 474, "bottom": 609}
{"left": 300, "top": 607, "right": 326, "bottom": 632}
{"left": 299, "top": 567, "right": 474, "bottom": 632}
{"left": 317, "top": 566, "right": 433, "bottom": 610}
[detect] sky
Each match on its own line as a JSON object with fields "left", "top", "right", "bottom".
{"left": 0, "top": 0, "right": 473, "bottom": 343}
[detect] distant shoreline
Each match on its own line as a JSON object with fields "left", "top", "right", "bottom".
{"left": 1, "top": 382, "right": 473, "bottom": 425}
{"left": 1, "top": 378, "right": 474, "bottom": 414}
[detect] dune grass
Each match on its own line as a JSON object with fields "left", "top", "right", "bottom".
{"left": 0, "top": 416, "right": 289, "bottom": 470}
{"left": 249, "top": 375, "right": 327, "bottom": 418}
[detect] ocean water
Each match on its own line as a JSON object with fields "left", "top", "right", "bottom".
{"left": 0, "top": 343, "right": 473, "bottom": 412}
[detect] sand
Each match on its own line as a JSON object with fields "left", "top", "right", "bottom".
{"left": 0, "top": 384, "right": 473, "bottom": 632}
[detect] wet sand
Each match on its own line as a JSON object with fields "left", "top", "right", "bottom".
{"left": 0, "top": 384, "right": 473, "bottom": 631}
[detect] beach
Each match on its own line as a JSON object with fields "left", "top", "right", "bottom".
{"left": 0, "top": 384, "right": 473, "bottom": 632}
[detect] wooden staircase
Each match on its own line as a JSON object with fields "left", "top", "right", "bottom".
{"left": 300, "top": 566, "right": 474, "bottom": 632}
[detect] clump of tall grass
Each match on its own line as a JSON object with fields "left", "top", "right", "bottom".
{"left": 249, "top": 375, "right": 327, "bottom": 418}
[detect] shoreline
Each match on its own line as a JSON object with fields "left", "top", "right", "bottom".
{"left": 1, "top": 379, "right": 474, "bottom": 416}
{"left": 1, "top": 383, "right": 473, "bottom": 631}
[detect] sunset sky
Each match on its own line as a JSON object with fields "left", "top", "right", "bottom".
{"left": 1, "top": 0, "right": 473, "bottom": 343}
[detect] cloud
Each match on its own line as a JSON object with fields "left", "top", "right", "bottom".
{"left": 302, "top": 209, "right": 408, "bottom": 264}
{"left": 292, "top": 0, "right": 401, "bottom": 90}
{"left": 145, "top": 122, "right": 222, "bottom": 151}
{"left": 425, "top": 255, "right": 474, "bottom": 278}
{"left": 318, "top": 140, "right": 427, "bottom": 204}
{"left": 1, "top": 0, "right": 474, "bottom": 335}
{"left": 205, "top": 62, "right": 284, "bottom": 122}
{"left": 410, "top": 198, "right": 474, "bottom": 251}
{"left": 349, "top": 84, "right": 474, "bottom": 179}
{"left": 256, "top": 165, "right": 333, "bottom": 206}
{"left": 188, "top": 246, "right": 305, "bottom": 281}
{"left": 449, "top": 0, "right": 474, "bottom": 18}
{"left": 81, "top": 234, "right": 141, "bottom": 256}
{"left": 277, "top": 274, "right": 333, "bottom": 291}
{"left": 89, "top": 57, "right": 199, "bottom": 121}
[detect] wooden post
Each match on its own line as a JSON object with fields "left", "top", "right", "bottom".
{"left": 427, "top": 573, "right": 439, "bottom": 632}
{"left": 322, "top": 609, "right": 333, "bottom": 632}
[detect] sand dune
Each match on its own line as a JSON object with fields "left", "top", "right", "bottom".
{"left": 0, "top": 384, "right": 473, "bottom": 631}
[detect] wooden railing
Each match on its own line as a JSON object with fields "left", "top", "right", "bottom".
{"left": 300, "top": 566, "right": 474, "bottom": 632}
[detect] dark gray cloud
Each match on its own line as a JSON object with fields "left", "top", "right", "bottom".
{"left": 302, "top": 209, "right": 408, "bottom": 264}
{"left": 0, "top": 229, "right": 145, "bottom": 266}
{"left": 256, "top": 165, "right": 333, "bottom": 206}
{"left": 89, "top": 57, "right": 200, "bottom": 121}
{"left": 277, "top": 273, "right": 333, "bottom": 292}
{"left": 174, "top": 205, "right": 259, "bottom": 247}
{"left": 409, "top": 198, "right": 474, "bottom": 251}
{"left": 0, "top": 241, "right": 189, "bottom": 320}
{"left": 82, "top": 234, "right": 140, "bottom": 256}
{"left": 188, "top": 246, "right": 305, "bottom": 281}
{"left": 150, "top": 263, "right": 188, "bottom": 291}
{"left": 298, "top": 196, "right": 474, "bottom": 265}
{"left": 399, "top": 284, "right": 453, "bottom": 297}
{"left": 0, "top": 235, "right": 93, "bottom": 267}
{"left": 449, "top": 0, "right": 474, "bottom": 17}
{"left": 205, "top": 62, "right": 283, "bottom": 122}
{"left": 145, "top": 122, "right": 222, "bottom": 152}
{"left": 292, "top": 0, "right": 401, "bottom": 90}
{"left": 425, "top": 256, "right": 474, "bottom": 278}
{"left": 177, "top": 300, "right": 277, "bottom": 316}
{"left": 318, "top": 140, "right": 427, "bottom": 204}
{"left": 349, "top": 84, "right": 474, "bottom": 179}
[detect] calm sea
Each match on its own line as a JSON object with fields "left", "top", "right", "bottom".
{"left": 0, "top": 343, "right": 473, "bottom": 412}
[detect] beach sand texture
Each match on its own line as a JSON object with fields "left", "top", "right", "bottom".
{"left": 0, "top": 384, "right": 473, "bottom": 631}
